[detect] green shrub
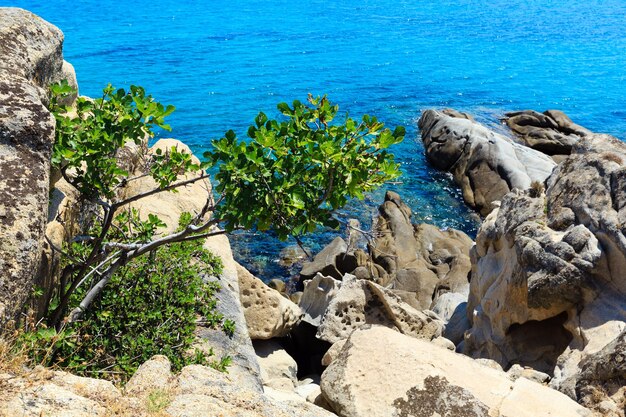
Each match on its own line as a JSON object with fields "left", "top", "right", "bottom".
{"left": 19, "top": 214, "right": 231, "bottom": 383}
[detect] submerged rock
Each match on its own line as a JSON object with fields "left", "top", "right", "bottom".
{"left": 418, "top": 109, "right": 556, "bottom": 216}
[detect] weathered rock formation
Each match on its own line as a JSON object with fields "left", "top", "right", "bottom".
{"left": 370, "top": 191, "right": 473, "bottom": 309}
{"left": 320, "top": 326, "right": 591, "bottom": 417}
{"left": 238, "top": 264, "right": 303, "bottom": 339}
{"left": 299, "top": 192, "right": 473, "bottom": 314}
{"left": 465, "top": 133, "right": 626, "bottom": 414}
{"left": 299, "top": 273, "right": 341, "bottom": 327}
{"left": 503, "top": 110, "right": 591, "bottom": 156}
{"left": 419, "top": 109, "right": 556, "bottom": 215}
{"left": 572, "top": 329, "right": 626, "bottom": 417}
{"left": 0, "top": 8, "right": 77, "bottom": 325}
{"left": 316, "top": 274, "right": 444, "bottom": 344}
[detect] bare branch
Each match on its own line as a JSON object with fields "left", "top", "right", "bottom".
{"left": 68, "top": 256, "right": 125, "bottom": 323}
{"left": 67, "top": 217, "right": 228, "bottom": 323}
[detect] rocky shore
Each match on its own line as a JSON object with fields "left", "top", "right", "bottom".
{"left": 1, "top": 7, "right": 626, "bottom": 417}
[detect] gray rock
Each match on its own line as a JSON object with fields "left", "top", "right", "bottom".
{"left": 503, "top": 109, "right": 591, "bottom": 156}
{"left": 298, "top": 273, "right": 341, "bottom": 327}
{"left": 200, "top": 235, "right": 263, "bottom": 393}
{"left": 464, "top": 133, "right": 626, "bottom": 415}
{"left": 0, "top": 8, "right": 72, "bottom": 325}
{"left": 418, "top": 109, "right": 556, "bottom": 216}
{"left": 572, "top": 329, "right": 626, "bottom": 416}
{"left": 431, "top": 293, "right": 471, "bottom": 346}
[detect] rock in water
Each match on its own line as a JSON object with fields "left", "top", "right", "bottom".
{"left": 418, "top": 109, "right": 556, "bottom": 216}
{"left": 0, "top": 8, "right": 75, "bottom": 325}
{"left": 465, "top": 133, "right": 626, "bottom": 414}
{"left": 371, "top": 191, "right": 474, "bottom": 309}
{"left": 503, "top": 109, "right": 591, "bottom": 156}
{"left": 299, "top": 236, "right": 347, "bottom": 280}
{"left": 320, "top": 326, "right": 592, "bottom": 417}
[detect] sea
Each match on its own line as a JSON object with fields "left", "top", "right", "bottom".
{"left": 12, "top": 0, "right": 626, "bottom": 281}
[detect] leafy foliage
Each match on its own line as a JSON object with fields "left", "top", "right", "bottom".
{"left": 206, "top": 95, "right": 405, "bottom": 240}
{"left": 50, "top": 80, "right": 178, "bottom": 199}
{"left": 45, "top": 83, "right": 213, "bottom": 327}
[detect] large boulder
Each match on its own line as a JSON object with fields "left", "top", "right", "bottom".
{"left": 503, "top": 110, "right": 591, "bottom": 156}
{"left": 238, "top": 263, "right": 303, "bottom": 339}
{"left": 418, "top": 109, "right": 556, "bottom": 216}
{"left": 320, "top": 326, "right": 592, "bottom": 417}
{"left": 0, "top": 8, "right": 75, "bottom": 325}
{"left": 200, "top": 234, "right": 264, "bottom": 393}
{"left": 316, "top": 274, "right": 443, "bottom": 344}
{"left": 465, "top": 133, "right": 626, "bottom": 413}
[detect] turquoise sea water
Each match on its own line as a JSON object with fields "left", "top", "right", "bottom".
{"left": 13, "top": 0, "right": 626, "bottom": 280}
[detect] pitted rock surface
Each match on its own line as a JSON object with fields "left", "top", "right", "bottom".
{"left": 238, "top": 264, "right": 303, "bottom": 339}
{"left": 465, "top": 133, "right": 626, "bottom": 415}
{"left": 0, "top": 8, "right": 73, "bottom": 324}
{"left": 316, "top": 274, "right": 443, "bottom": 344}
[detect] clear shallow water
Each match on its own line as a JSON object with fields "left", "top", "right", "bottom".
{"left": 14, "top": 0, "right": 626, "bottom": 280}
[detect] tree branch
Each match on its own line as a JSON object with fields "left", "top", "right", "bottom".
{"left": 66, "top": 217, "right": 228, "bottom": 323}
{"left": 112, "top": 172, "right": 210, "bottom": 209}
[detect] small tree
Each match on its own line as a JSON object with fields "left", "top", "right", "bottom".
{"left": 46, "top": 83, "right": 404, "bottom": 328}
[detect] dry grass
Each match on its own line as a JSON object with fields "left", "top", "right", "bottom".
{"left": 0, "top": 320, "right": 174, "bottom": 417}
{"left": 0, "top": 321, "right": 32, "bottom": 377}
{"left": 528, "top": 180, "right": 545, "bottom": 198}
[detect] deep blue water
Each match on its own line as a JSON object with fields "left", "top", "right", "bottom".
{"left": 12, "top": 0, "right": 626, "bottom": 280}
